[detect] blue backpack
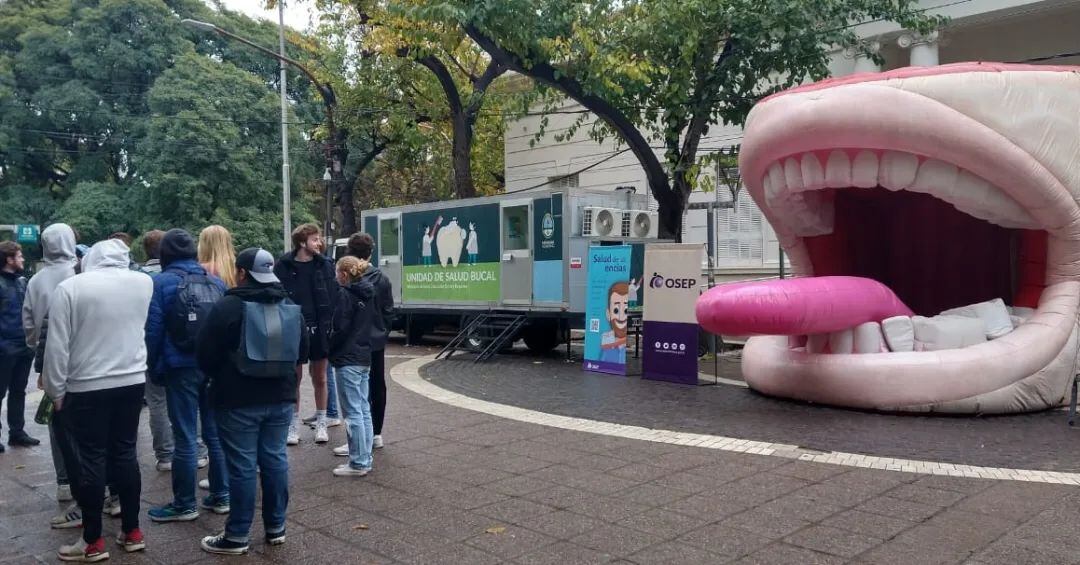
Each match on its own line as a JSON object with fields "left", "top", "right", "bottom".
{"left": 233, "top": 300, "right": 303, "bottom": 379}
{"left": 166, "top": 272, "right": 225, "bottom": 353}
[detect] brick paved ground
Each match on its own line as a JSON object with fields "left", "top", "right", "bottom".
{"left": 423, "top": 350, "right": 1080, "bottom": 472}
{"left": 3, "top": 342, "right": 1080, "bottom": 564}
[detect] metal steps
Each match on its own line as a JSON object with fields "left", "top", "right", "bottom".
{"left": 437, "top": 313, "right": 528, "bottom": 363}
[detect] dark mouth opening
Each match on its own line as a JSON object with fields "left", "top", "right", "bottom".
{"left": 802, "top": 188, "right": 1046, "bottom": 316}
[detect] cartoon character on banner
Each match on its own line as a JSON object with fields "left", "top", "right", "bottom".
{"left": 420, "top": 216, "right": 442, "bottom": 267}
{"left": 600, "top": 281, "right": 630, "bottom": 364}
{"left": 466, "top": 222, "right": 478, "bottom": 265}
{"left": 437, "top": 217, "right": 466, "bottom": 267}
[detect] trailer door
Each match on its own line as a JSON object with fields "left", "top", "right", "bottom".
{"left": 377, "top": 213, "right": 402, "bottom": 304}
{"left": 500, "top": 199, "right": 533, "bottom": 305}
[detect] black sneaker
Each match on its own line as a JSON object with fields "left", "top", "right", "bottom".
{"left": 200, "top": 533, "right": 248, "bottom": 555}
{"left": 266, "top": 529, "right": 286, "bottom": 546}
{"left": 9, "top": 434, "right": 40, "bottom": 447}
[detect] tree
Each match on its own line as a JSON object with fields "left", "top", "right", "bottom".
{"left": 134, "top": 51, "right": 316, "bottom": 251}
{"left": 346, "top": 0, "right": 510, "bottom": 200}
{"left": 420, "top": 0, "right": 943, "bottom": 239}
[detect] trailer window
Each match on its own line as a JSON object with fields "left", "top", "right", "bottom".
{"left": 503, "top": 205, "right": 529, "bottom": 251}
{"left": 380, "top": 218, "right": 399, "bottom": 256}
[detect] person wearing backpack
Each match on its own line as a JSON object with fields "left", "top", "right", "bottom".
{"left": 146, "top": 229, "right": 229, "bottom": 523}
{"left": 196, "top": 248, "right": 307, "bottom": 555}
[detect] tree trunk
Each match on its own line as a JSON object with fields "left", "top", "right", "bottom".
{"left": 336, "top": 180, "right": 358, "bottom": 236}
{"left": 451, "top": 113, "right": 476, "bottom": 199}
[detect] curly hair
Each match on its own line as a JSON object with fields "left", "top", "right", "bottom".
{"left": 336, "top": 255, "right": 370, "bottom": 283}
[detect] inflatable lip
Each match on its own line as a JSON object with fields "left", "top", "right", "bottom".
{"left": 728, "top": 63, "right": 1080, "bottom": 413}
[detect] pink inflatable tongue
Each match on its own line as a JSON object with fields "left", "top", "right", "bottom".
{"left": 696, "top": 276, "right": 914, "bottom": 336}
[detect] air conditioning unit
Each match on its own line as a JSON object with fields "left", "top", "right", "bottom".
{"left": 628, "top": 210, "right": 659, "bottom": 238}
{"left": 582, "top": 206, "right": 619, "bottom": 237}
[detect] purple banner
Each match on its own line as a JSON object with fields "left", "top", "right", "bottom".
{"left": 642, "top": 321, "right": 699, "bottom": 385}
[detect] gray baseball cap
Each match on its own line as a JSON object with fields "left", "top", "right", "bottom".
{"left": 236, "top": 247, "right": 279, "bottom": 284}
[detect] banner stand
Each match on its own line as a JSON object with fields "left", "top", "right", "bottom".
{"left": 642, "top": 243, "right": 704, "bottom": 385}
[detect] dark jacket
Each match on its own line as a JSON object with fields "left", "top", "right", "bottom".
{"left": 274, "top": 251, "right": 335, "bottom": 335}
{"left": 146, "top": 259, "right": 225, "bottom": 375}
{"left": 196, "top": 282, "right": 307, "bottom": 409}
{"left": 0, "top": 271, "right": 29, "bottom": 355}
{"left": 328, "top": 279, "right": 375, "bottom": 367}
{"left": 359, "top": 266, "right": 394, "bottom": 351}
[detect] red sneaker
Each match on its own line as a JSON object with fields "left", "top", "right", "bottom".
{"left": 116, "top": 528, "right": 146, "bottom": 553}
{"left": 57, "top": 537, "right": 109, "bottom": 562}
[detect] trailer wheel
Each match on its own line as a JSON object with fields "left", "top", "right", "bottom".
{"left": 522, "top": 322, "right": 561, "bottom": 353}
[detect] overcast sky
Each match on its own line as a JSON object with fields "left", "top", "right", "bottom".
{"left": 217, "top": 0, "right": 320, "bottom": 32}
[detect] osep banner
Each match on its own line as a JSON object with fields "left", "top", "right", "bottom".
{"left": 642, "top": 244, "right": 703, "bottom": 384}
{"left": 584, "top": 245, "right": 632, "bottom": 375}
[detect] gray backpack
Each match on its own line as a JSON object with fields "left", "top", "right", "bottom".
{"left": 232, "top": 300, "right": 303, "bottom": 379}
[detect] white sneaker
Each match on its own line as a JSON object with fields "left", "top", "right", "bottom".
{"left": 57, "top": 484, "right": 73, "bottom": 502}
{"left": 287, "top": 421, "right": 299, "bottom": 446}
{"left": 103, "top": 495, "right": 121, "bottom": 517}
{"left": 301, "top": 413, "right": 318, "bottom": 425}
{"left": 372, "top": 435, "right": 384, "bottom": 449}
{"left": 196, "top": 457, "right": 209, "bottom": 469}
{"left": 314, "top": 421, "right": 329, "bottom": 444}
{"left": 58, "top": 537, "right": 107, "bottom": 562}
{"left": 332, "top": 444, "right": 349, "bottom": 457}
{"left": 198, "top": 478, "right": 210, "bottom": 491}
{"left": 50, "top": 503, "right": 83, "bottom": 529}
{"left": 325, "top": 418, "right": 342, "bottom": 428}
{"left": 332, "top": 464, "right": 370, "bottom": 477}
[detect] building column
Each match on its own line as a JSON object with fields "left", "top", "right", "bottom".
{"left": 898, "top": 30, "right": 940, "bottom": 67}
{"left": 845, "top": 40, "right": 882, "bottom": 74}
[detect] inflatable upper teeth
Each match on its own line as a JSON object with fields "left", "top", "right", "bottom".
{"left": 763, "top": 150, "right": 1041, "bottom": 236}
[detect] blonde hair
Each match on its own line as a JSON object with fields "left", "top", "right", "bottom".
{"left": 198, "top": 225, "right": 237, "bottom": 288}
{"left": 336, "top": 255, "right": 370, "bottom": 283}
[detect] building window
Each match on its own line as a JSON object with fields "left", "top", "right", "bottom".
{"left": 714, "top": 175, "right": 764, "bottom": 265}
{"left": 547, "top": 173, "right": 579, "bottom": 189}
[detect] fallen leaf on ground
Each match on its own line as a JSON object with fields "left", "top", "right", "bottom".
{"left": 353, "top": 524, "right": 369, "bottom": 530}
{"left": 485, "top": 526, "right": 506, "bottom": 534}
{"left": 14, "top": 465, "right": 24, "bottom": 470}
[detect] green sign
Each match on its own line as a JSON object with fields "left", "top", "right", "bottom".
{"left": 16, "top": 224, "right": 39, "bottom": 244}
{"left": 401, "top": 203, "right": 500, "bottom": 302}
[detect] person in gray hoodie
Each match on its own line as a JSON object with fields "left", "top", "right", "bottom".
{"left": 20, "top": 224, "right": 79, "bottom": 515}
{"left": 45, "top": 239, "right": 153, "bottom": 561}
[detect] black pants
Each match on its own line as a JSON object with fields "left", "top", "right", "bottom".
{"left": 370, "top": 349, "right": 386, "bottom": 435}
{"left": 52, "top": 407, "right": 83, "bottom": 502}
{"left": 63, "top": 384, "right": 144, "bottom": 542}
{"left": 0, "top": 352, "right": 32, "bottom": 440}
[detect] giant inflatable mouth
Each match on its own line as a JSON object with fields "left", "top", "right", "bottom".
{"left": 723, "top": 63, "right": 1080, "bottom": 413}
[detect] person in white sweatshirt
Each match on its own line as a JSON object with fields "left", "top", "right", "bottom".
{"left": 44, "top": 239, "right": 153, "bottom": 562}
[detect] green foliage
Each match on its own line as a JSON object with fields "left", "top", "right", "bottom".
{"left": 54, "top": 181, "right": 131, "bottom": 242}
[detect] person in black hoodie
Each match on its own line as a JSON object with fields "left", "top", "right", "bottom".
{"left": 344, "top": 232, "right": 394, "bottom": 449}
{"left": 326, "top": 256, "right": 375, "bottom": 477}
{"left": 195, "top": 248, "right": 307, "bottom": 556}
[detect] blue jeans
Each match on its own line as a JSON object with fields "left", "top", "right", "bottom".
{"left": 165, "top": 368, "right": 227, "bottom": 509}
{"left": 326, "top": 368, "right": 338, "bottom": 419}
{"left": 335, "top": 365, "right": 373, "bottom": 469}
{"left": 215, "top": 403, "right": 293, "bottom": 543}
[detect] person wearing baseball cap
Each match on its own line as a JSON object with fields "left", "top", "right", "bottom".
{"left": 195, "top": 248, "right": 307, "bottom": 555}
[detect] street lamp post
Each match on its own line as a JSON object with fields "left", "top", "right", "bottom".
{"left": 181, "top": 15, "right": 342, "bottom": 253}
{"left": 322, "top": 167, "right": 333, "bottom": 246}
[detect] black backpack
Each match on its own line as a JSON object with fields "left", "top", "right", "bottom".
{"left": 167, "top": 271, "right": 224, "bottom": 353}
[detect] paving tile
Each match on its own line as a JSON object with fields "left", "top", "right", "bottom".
{"left": 885, "top": 483, "right": 968, "bottom": 507}
{"left": 616, "top": 507, "right": 709, "bottom": 538}
{"left": 518, "top": 509, "right": 607, "bottom": 540}
{"left": 754, "top": 494, "right": 846, "bottom": 523}
{"left": 720, "top": 506, "right": 813, "bottom": 540}
{"left": 626, "top": 541, "right": 724, "bottom": 565}
{"left": 613, "top": 481, "right": 694, "bottom": 508}
{"left": 677, "top": 522, "right": 772, "bottom": 559}
{"left": 855, "top": 496, "right": 942, "bottom": 523}
{"left": 769, "top": 461, "right": 849, "bottom": 482}
{"left": 486, "top": 475, "right": 559, "bottom": 497}
{"left": 569, "top": 523, "right": 666, "bottom": 557}
{"left": 512, "top": 540, "right": 615, "bottom": 565}
{"left": 951, "top": 482, "right": 1073, "bottom": 522}
{"left": 732, "top": 542, "right": 845, "bottom": 565}
{"left": 401, "top": 542, "right": 502, "bottom": 565}
{"left": 567, "top": 495, "right": 652, "bottom": 523}
{"left": 821, "top": 509, "right": 915, "bottom": 540}
{"left": 465, "top": 525, "right": 558, "bottom": 560}
{"left": 785, "top": 525, "right": 882, "bottom": 558}
{"left": 474, "top": 497, "right": 558, "bottom": 524}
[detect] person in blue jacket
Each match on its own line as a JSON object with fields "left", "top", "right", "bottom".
{"left": 145, "top": 229, "right": 230, "bottom": 523}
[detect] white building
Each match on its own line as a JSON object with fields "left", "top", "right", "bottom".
{"left": 503, "top": 0, "right": 1080, "bottom": 282}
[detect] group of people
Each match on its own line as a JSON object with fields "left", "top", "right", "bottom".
{"left": 0, "top": 221, "right": 394, "bottom": 561}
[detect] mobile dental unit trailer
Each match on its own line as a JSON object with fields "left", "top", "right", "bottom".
{"left": 346, "top": 187, "right": 662, "bottom": 352}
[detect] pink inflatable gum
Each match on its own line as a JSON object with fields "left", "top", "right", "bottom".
{"left": 695, "top": 276, "right": 913, "bottom": 336}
